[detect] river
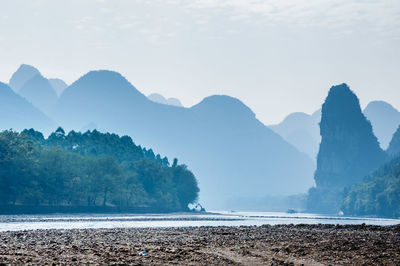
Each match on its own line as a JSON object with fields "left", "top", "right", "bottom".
{"left": 0, "top": 211, "right": 399, "bottom": 231}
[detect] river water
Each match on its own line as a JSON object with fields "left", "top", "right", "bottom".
{"left": 0, "top": 211, "right": 399, "bottom": 232}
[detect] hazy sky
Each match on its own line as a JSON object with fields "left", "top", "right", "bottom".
{"left": 1, "top": 0, "right": 399, "bottom": 124}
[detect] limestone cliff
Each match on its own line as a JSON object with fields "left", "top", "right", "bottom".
{"left": 308, "top": 84, "right": 387, "bottom": 213}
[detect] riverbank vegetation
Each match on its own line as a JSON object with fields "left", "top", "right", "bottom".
{"left": 0, "top": 128, "right": 199, "bottom": 212}
{"left": 342, "top": 155, "right": 400, "bottom": 218}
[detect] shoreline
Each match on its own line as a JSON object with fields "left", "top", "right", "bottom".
{"left": 1, "top": 224, "right": 399, "bottom": 265}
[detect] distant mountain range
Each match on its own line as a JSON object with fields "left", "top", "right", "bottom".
{"left": 363, "top": 101, "right": 400, "bottom": 149}
{"left": 52, "top": 70, "right": 315, "bottom": 208}
{"left": 0, "top": 82, "right": 55, "bottom": 133}
{"left": 9, "top": 64, "right": 41, "bottom": 92}
{"left": 269, "top": 100, "right": 400, "bottom": 160}
{"left": 0, "top": 65, "right": 316, "bottom": 208}
{"left": 148, "top": 93, "right": 183, "bottom": 107}
{"left": 2, "top": 64, "right": 399, "bottom": 210}
{"left": 19, "top": 74, "right": 58, "bottom": 115}
{"left": 8, "top": 64, "right": 68, "bottom": 114}
{"left": 269, "top": 110, "right": 321, "bottom": 161}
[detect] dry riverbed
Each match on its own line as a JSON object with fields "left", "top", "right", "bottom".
{"left": 0, "top": 224, "right": 399, "bottom": 265}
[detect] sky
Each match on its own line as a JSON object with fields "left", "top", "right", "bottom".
{"left": 0, "top": 0, "right": 399, "bottom": 124}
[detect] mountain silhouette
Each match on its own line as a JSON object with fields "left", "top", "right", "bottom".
{"left": 269, "top": 110, "right": 321, "bottom": 161}
{"left": 48, "top": 78, "right": 68, "bottom": 96}
{"left": 308, "top": 83, "right": 387, "bottom": 213}
{"left": 19, "top": 74, "right": 58, "bottom": 115}
{"left": 363, "top": 101, "right": 400, "bottom": 149}
{"left": 0, "top": 82, "right": 55, "bottom": 133}
{"left": 54, "top": 70, "right": 315, "bottom": 208}
{"left": 148, "top": 93, "right": 183, "bottom": 107}
{"left": 9, "top": 64, "right": 40, "bottom": 91}
{"left": 271, "top": 100, "right": 400, "bottom": 161}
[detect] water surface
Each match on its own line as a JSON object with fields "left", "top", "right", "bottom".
{"left": 0, "top": 211, "right": 398, "bottom": 232}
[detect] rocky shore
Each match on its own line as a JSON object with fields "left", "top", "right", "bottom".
{"left": 0, "top": 224, "right": 399, "bottom": 265}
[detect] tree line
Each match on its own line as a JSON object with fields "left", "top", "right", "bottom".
{"left": 0, "top": 128, "right": 199, "bottom": 212}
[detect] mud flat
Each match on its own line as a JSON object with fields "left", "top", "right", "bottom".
{"left": 0, "top": 224, "right": 399, "bottom": 265}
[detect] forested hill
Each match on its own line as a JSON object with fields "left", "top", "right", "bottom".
{"left": 0, "top": 128, "right": 199, "bottom": 213}
{"left": 341, "top": 125, "right": 400, "bottom": 218}
{"left": 342, "top": 154, "right": 400, "bottom": 218}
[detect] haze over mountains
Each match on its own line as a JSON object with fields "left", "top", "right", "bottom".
{"left": 1, "top": 64, "right": 316, "bottom": 209}
{"left": 53, "top": 70, "right": 315, "bottom": 208}
{"left": 363, "top": 101, "right": 400, "bottom": 149}
{"left": 0, "top": 82, "right": 55, "bottom": 132}
{"left": 270, "top": 100, "right": 400, "bottom": 160}
{"left": 3, "top": 64, "right": 400, "bottom": 210}
{"left": 148, "top": 93, "right": 183, "bottom": 107}
{"left": 19, "top": 74, "right": 58, "bottom": 114}
{"left": 9, "top": 64, "right": 41, "bottom": 92}
{"left": 269, "top": 110, "right": 321, "bottom": 161}
{"left": 48, "top": 78, "right": 68, "bottom": 96}
{"left": 7, "top": 64, "right": 68, "bottom": 117}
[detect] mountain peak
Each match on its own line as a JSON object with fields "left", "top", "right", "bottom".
{"left": 326, "top": 83, "right": 355, "bottom": 102}
{"left": 59, "top": 70, "right": 147, "bottom": 102}
{"left": 19, "top": 74, "right": 58, "bottom": 114}
{"left": 191, "top": 95, "right": 255, "bottom": 119}
{"left": 83, "top": 69, "right": 123, "bottom": 79}
{"left": 55, "top": 70, "right": 148, "bottom": 129}
{"left": 17, "top": 64, "right": 40, "bottom": 74}
{"left": 80, "top": 70, "right": 134, "bottom": 84}
{"left": 309, "top": 83, "right": 387, "bottom": 213}
{"left": 364, "top": 100, "right": 400, "bottom": 149}
{"left": 9, "top": 64, "right": 41, "bottom": 91}
{"left": 148, "top": 93, "right": 183, "bottom": 107}
{"left": 365, "top": 100, "right": 398, "bottom": 113}
{"left": 269, "top": 111, "right": 321, "bottom": 160}
{"left": 322, "top": 83, "right": 364, "bottom": 125}
{"left": 281, "top": 112, "right": 312, "bottom": 124}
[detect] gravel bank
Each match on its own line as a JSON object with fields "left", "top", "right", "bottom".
{"left": 0, "top": 224, "right": 399, "bottom": 265}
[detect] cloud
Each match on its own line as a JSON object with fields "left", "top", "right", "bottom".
{"left": 176, "top": 0, "right": 400, "bottom": 39}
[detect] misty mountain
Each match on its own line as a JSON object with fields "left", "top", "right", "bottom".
{"left": 48, "top": 78, "right": 68, "bottom": 96}
{"left": 148, "top": 93, "right": 183, "bottom": 107}
{"left": 54, "top": 70, "right": 315, "bottom": 208}
{"left": 9, "top": 64, "right": 40, "bottom": 91}
{"left": 270, "top": 100, "right": 400, "bottom": 161}
{"left": 269, "top": 110, "right": 321, "bottom": 161}
{"left": 0, "top": 82, "right": 55, "bottom": 133}
{"left": 363, "top": 101, "right": 400, "bottom": 150}
{"left": 308, "top": 84, "right": 387, "bottom": 213}
{"left": 19, "top": 74, "right": 58, "bottom": 115}
{"left": 387, "top": 126, "right": 400, "bottom": 156}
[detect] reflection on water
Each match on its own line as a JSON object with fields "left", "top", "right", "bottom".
{"left": 0, "top": 211, "right": 399, "bottom": 232}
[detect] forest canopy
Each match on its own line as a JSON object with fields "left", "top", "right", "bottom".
{"left": 0, "top": 128, "right": 199, "bottom": 212}
{"left": 342, "top": 155, "right": 400, "bottom": 218}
